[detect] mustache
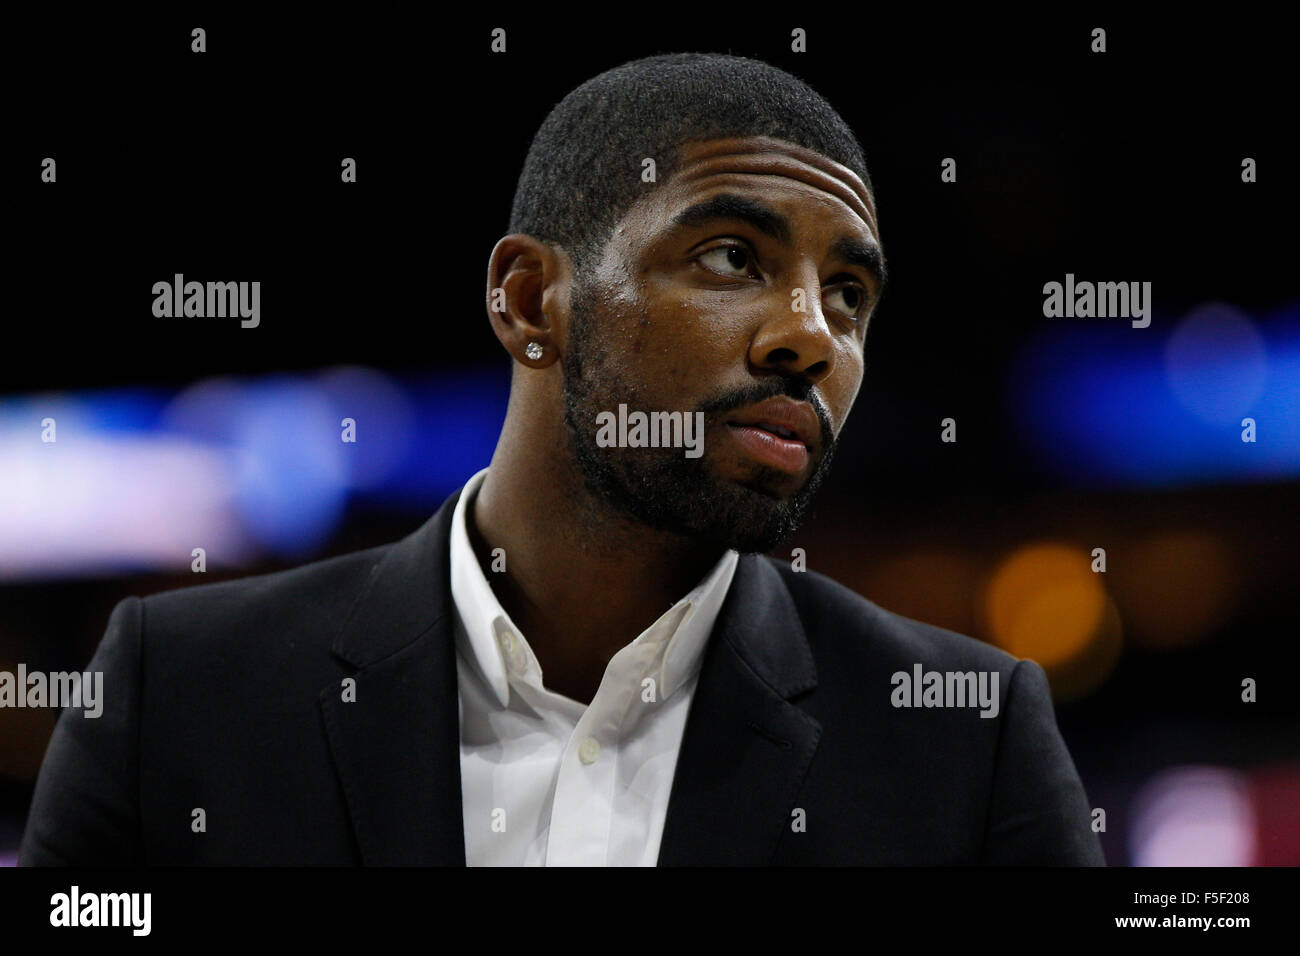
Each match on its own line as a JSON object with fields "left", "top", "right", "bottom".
{"left": 695, "top": 376, "right": 836, "bottom": 450}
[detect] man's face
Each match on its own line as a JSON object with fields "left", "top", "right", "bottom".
{"left": 561, "top": 135, "right": 883, "bottom": 553}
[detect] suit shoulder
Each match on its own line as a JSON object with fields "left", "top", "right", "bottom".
{"left": 136, "top": 541, "right": 392, "bottom": 652}
{"left": 764, "top": 556, "right": 1020, "bottom": 674}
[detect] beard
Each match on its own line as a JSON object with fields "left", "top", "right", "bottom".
{"left": 560, "top": 281, "right": 838, "bottom": 554}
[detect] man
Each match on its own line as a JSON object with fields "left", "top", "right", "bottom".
{"left": 21, "top": 52, "right": 1104, "bottom": 865}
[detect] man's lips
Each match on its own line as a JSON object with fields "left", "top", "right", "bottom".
{"left": 726, "top": 396, "right": 820, "bottom": 448}
{"left": 725, "top": 424, "right": 810, "bottom": 474}
{"left": 724, "top": 397, "right": 821, "bottom": 475}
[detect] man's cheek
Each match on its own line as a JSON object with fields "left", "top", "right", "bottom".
{"left": 831, "top": 353, "right": 865, "bottom": 414}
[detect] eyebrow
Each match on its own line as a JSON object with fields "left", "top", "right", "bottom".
{"left": 672, "top": 193, "right": 792, "bottom": 243}
{"left": 832, "top": 235, "right": 888, "bottom": 292}
{"left": 670, "top": 192, "right": 888, "bottom": 291}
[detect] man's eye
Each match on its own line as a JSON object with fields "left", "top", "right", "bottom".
{"left": 826, "top": 284, "right": 870, "bottom": 319}
{"left": 697, "top": 245, "right": 754, "bottom": 277}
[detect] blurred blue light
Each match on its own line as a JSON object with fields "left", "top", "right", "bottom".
{"left": 231, "top": 378, "right": 350, "bottom": 558}
{"left": 1011, "top": 302, "right": 1300, "bottom": 487}
{"left": 314, "top": 366, "right": 415, "bottom": 490}
{"left": 0, "top": 364, "right": 514, "bottom": 576}
{"left": 78, "top": 387, "right": 171, "bottom": 433}
{"left": 1166, "top": 304, "right": 1268, "bottom": 426}
{"left": 377, "top": 368, "right": 510, "bottom": 506}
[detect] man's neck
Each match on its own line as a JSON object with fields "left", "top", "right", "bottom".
{"left": 466, "top": 456, "right": 725, "bottom": 706}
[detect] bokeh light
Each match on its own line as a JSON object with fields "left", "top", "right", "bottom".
{"left": 1108, "top": 531, "right": 1237, "bottom": 650}
{"left": 1165, "top": 302, "right": 1268, "bottom": 427}
{"left": 863, "top": 549, "right": 980, "bottom": 637}
{"left": 1129, "top": 765, "right": 1257, "bottom": 866}
{"left": 982, "top": 542, "right": 1111, "bottom": 668}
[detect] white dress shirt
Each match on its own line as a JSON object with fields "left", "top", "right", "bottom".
{"left": 449, "top": 467, "right": 739, "bottom": 866}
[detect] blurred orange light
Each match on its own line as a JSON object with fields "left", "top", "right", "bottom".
{"left": 983, "top": 542, "right": 1108, "bottom": 668}
{"left": 1111, "top": 532, "right": 1235, "bottom": 650}
{"left": 863, "top": 549, "right": 979, "bottom": 637}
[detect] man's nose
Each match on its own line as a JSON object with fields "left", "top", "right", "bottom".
{"left": 747, "top": 280, "right": 837, "bottom": 385}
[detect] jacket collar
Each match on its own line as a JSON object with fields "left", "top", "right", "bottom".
{"left": 319, "top": 490, "right": 466, "bottom": 865}
{"left": 330, "top": 489, "right": 462, "bottom": 671}
{"left": 656, "top": 551, "right": 822, "bottom": 865}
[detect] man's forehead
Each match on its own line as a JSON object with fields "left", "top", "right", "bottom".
{"left": 668, "top": 135, "right": 878, "bottom": 236}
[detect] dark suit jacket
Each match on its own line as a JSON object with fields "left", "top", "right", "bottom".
{"left": 20, "top": 486, "right": 1105, "bottom": 865}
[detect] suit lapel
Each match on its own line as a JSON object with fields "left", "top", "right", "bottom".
{"left": 657, "top": 555, "right": 821, "bottom": 865}
{"left": 317, "top": 492, "right": 822, "bottom": 866}
{"left": 318, "top": 490, "right": 466, "bottom": 865}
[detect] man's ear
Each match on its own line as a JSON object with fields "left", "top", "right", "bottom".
{"left": 486, "top": 234, "right": 570, "bottom": 368}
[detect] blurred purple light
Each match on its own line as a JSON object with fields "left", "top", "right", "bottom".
{"left": 1129, "top": 765, "right": 1256, "bottom": 866}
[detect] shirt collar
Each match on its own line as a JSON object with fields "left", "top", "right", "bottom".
{"left": 448, "top": 467, "right": 739, "bottom": 708}
{"left": 449, "top": 468, "right": 518, "bottom": 708}
{"left": 656, "top": 542, "right": 738, "bottom": 700}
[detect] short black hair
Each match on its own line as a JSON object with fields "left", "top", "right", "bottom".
{"left": 508, "top": 52, "right": 876, "bottom": 278}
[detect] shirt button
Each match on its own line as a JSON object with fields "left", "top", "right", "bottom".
{"left": 498, "top": 631, "right": 525, "bottom": 672}
{"left": 578, "top": 736, "right": 600, "bottom": 765}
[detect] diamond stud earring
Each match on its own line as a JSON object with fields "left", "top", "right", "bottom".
{"left": 525, "top": 341, "right": 543, "bottom": 360}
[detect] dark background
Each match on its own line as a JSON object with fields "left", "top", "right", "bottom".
{"left": 3, "top": 9, "right": 1298, "bottom": 866}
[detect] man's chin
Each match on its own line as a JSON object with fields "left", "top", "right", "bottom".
{"left": 721, "top": 466, "right": 809, "bottom": 502}
{"left": 590, "top": 468, "right": 802, "bottom": 554}
{"left": 564, "top": 416, "right": 827, "bottom": 554}
{"left": 672, "top": 474, "right": 810, "bottom": 554}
